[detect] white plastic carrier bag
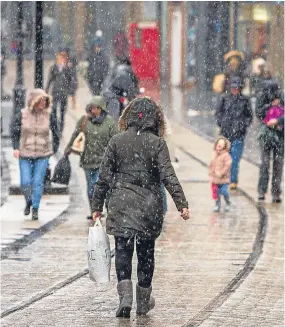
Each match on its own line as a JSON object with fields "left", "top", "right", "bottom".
{"left": 87, "top": 219, "right": 111, "bottom": 284}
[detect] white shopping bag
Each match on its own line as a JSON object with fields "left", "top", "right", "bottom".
{"left": 87, "top": 219, "right": 111, "bottom": 284}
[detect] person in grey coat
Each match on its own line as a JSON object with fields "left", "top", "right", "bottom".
{"left": 92, "top": 97, "right": 190, "bottom": 318}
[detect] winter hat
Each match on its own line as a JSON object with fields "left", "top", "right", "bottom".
{"left": 230, "top": 76, "right": 242, "bottom": 89}
{"left": 86, "top": 96, "right": 106, "bottom": 112}
{"left": 93, "top": 37, "right": 103, "bottom": 47}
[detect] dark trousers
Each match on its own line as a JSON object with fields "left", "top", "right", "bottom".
{"left": 115, "top": 236, "right": 155, "bottom": 288}
{"left": 52, "top": 94, "right": 68, "bottom": 134}
{"left": 258, "top": 143, "right": 284, "bottom": 197}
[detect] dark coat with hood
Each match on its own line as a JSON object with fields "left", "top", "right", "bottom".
{"left": 92, "top": 97, "right": 188, "bottom": 240}
{"left": 65, "top": 96, "right": 116, "bottom": 169}
{"left": 255, "top": 81, "right": 284, "bottom": 143}
{"left": 215, "top": 93, "right": 253, "bottom": 142}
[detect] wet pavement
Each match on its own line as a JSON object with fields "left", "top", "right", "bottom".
{"left": 1, "top": 60, "right": 284, "bottom": 326}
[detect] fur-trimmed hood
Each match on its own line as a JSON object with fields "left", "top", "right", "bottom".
{"left": 118, "top": 97, "right": 166, "bottom": 137}
{"left": 27, "top": 89, "right": 52, "bottom": 113}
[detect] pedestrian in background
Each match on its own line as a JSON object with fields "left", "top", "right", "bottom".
{"left": 65, "top": 96, "right": 116, "bottom": 219}
{"left": 11, "top": 89, "right": 59, "bottom": 220}
{"left": 92, "top": 97, "right": 189, "bottom": 318}
{"left": 86, "top": 38, "right": 109, "bottom": 96}
{"left": 209, "top": 137, "right": 232, "bottom": 212}
{"left": 46, "top": 48, "right": 72, "bottom": 134}
{"left": 215, "top": 76, "right": 253, "bottom": 190}
{"left": 68, "top": 56, "right": 78, "bottom": 110}
{"left": 256, "top": 81, "right": 284, "bottom": 203}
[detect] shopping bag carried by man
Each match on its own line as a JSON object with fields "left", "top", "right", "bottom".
{"left": 51, "top": 155, "right": 71, "bottom": 185}
{"left": 88, "top": 219, "right": 111, "bottom": 284}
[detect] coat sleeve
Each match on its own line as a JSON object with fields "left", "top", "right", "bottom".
{"left": 92, "top": 139, "right": 116, "bottom": 212}
{"left": 255, "top": 93, "right": 270, "bottom": 121}
{"left": 65, "top": 116, "right": 85, "bottom": 153}
{"left": 46, "top": 66, "right": 55, "bottom": 92}
{"left": 157, "top": 138, "right": 188, "bottom": 211}
{"left": 109, "top": 119, "right": 117, "bottom": 138}
{"left": 244, "top": 98, "right": 253, "bottom": 128}
{"left": 10, "top": 111, "right": 22, "bottom": 150}
{"left": 50, "top": 113, "right": 60, "bottom": 154}
{"left": 215, "top": 96, "right": 225, "bottom": 127}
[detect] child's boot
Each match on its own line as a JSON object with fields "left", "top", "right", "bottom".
{"left": 225, "top": 197, "right": 231, "bottom": 212}
{"left": 213, "top": 200, "right": 221, "bottom": 212}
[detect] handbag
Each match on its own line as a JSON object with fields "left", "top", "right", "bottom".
{"left": 88, "top": 219, "right": 111, "bottom": 284}
{"left": 51, "top": 155, "right": 71, "bottom": 185}
{"left": 71, "top": 116, "right": 88, "bottom": 155}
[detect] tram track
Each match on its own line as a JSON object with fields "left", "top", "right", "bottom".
{"left": 1, "top": 113, "right": 268, "bottom": 326}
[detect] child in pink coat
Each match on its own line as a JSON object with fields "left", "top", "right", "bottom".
{"left": 209, "top": 137, "right": 232, "bottom": 212}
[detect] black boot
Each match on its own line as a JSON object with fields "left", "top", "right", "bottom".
{"left": 24, "top": 201, "right": 32, "bottom": 216}
{"left": 32, "top": 208, "right": 39, "bottom": 220}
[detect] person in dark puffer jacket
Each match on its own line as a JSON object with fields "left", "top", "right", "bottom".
{"left": 92, "top": 97, "right": 190, "bottom": 318}
{"left": 215, "top": 76, "right": 253, "bottom": 190}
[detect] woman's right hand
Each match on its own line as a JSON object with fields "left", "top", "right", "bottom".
{"left": 181, "top": 208, "right": 190, "bottom": 220}
{"left": 13, "top": 150, "right": 20, "bottom": 159}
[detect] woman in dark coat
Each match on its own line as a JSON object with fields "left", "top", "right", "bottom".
{"left": 92, "top": 97, "right": 189, "bottom": 318}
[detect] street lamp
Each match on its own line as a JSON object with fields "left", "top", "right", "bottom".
{"left": 13, "top": 1, "right": 26, "bottom": 113}
{"left": 35, "top": 1, "right": 43, "bottom": 88}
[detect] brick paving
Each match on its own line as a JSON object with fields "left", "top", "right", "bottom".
{"left": 1, "top": 60, "right": 283, "bottom": 326}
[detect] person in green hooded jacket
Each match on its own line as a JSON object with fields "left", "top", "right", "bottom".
{"left": 65, "top": 96, "right": 116, "bottom": 219}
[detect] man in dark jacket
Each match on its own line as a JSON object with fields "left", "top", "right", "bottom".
{"left": 215, "top": 76, "right": 253, "bottom": 189}
{"left": 87, "top": 38, "right": 109, "bottom": 95}
{"left": 255, "top": 81, "right": 284, "bottom": 202}
{"left": 92, "top": 97, "right": 189, "bottom": 318}
{"left": 46, "top": 48, "right": 72, "bottom": 134}
{"left": 104, "top": 59, "right": 139, "bottom": 124}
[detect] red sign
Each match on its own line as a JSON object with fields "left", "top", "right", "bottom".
{"left": 129, "top": 23, "right": 160, "bottom": 81}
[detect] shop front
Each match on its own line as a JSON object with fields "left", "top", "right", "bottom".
{"left": 235, "top": 1, "right": 284, "bottom": 81}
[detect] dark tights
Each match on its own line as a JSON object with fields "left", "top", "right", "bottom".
{"left": 115, "top": 236, "right": 155, "bottom": 288}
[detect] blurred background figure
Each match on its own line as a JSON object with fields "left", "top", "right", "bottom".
{"left": 46, "top": 48, "right": 72, "bottom": 135}
{"left": 86, "top": 37, "right": 109, "bottom": 96}
{"left": 256, "top": 79, "right": 284, "bottom": 203}
{"left": 113, "top": 29, "right": 129, "bottom": 63}
{"left": 68, "top": 55, "right": 78, "bottom": 110}
{"left": 104, "top": 58, "right": 140, "bottom": 124}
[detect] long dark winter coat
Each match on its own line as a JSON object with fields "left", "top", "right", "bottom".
{"left": 215, "top": 94, "right": 253, "bottom": 142}
{"left": 87, "top": 51, "right": 108, "bottom": 86}
{"left": 92, "top": 97, "right": 188, "bottom": 240}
